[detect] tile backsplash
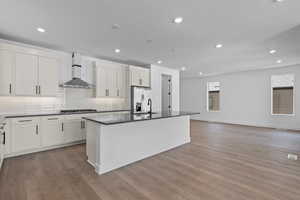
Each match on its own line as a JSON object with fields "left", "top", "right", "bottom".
{"left": 0, "top": 88, "right": 129, "bottom": 114}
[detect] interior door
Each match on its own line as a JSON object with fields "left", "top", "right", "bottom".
{"left": 38, "top": 56, "right": 59, "bottom": 96}
{"left": 15, "top": 53, "right": 38, "bottom": 96}
{"left": 0, "top": 50, "right": 13, "bottom": 95}
{"left": 161, "top": 74, "right": 172, "bottom": 112}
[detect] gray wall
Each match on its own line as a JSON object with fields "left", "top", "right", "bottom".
{"left": 180, "top": 65, "right": 300, "bottom": 130}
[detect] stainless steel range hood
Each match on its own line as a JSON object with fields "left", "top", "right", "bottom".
{"left": 60, "top": 52, "right": 94, "bottom": 89}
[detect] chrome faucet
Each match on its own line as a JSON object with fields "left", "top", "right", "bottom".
{"left": 147, "top": 98, "right": 152, "bottom": 114}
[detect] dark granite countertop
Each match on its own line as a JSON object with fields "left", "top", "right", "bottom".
{"left": 4, "top": 110, "right": 130, "bottom": 118}
{"left": 83, "top": 111, "right": 200, "bottom": 125}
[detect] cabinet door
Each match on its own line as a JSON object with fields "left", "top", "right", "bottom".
{"left": 96, "top": 67, "right": 107, "bottom": 97}
{"left": 0, "top": 50, "right": 14, "bottom": 95}
{"left": 0, "top": 128, "right": 4, "bottom": 167}
{"left": 130, "top": 66, "right": 141, "bottom": 86}
{"left": 41, "top": 116, "right": 63, "bottom": 147}
{"left": 63, "top": 117, "right": 83, "bottom": 143}
{"left": 11, "top": 118, "right": 41, "bottom": 152}
{"left": 15, "top": 53, "right": 38, "bottom": 96}
{"left": 107, "top": 68, "right": 117, "bottom": 97}
{"left": 116, "top": 68, "right": 126, "bottom": 97}
{"left": 38, "top": 57, "right": 59, "bottom": 97}
{"left": 140, "top": 68, "right": 150, "bottom": 87}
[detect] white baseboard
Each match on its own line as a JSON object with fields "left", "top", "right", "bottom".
{"left": 193, "top": 119, "right": 300, "bottom": 132}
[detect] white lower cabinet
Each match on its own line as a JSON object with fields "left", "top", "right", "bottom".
{"left": 62, "top": 116, "right": 84, "bottom": 143}
{"left": 41, "top": 116, "right": 63, "bottom": 147}
{"left": 11, "top": 117, "right": 41, "bottom": 153}
{"left": 9, "top": 114, "right": 89, "bottom": 156}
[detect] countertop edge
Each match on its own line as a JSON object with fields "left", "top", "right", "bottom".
{"left": 83, "top": 112, "right": 200, "bottom": 125}
{"left": 4, "top": 110, "right": 131, "bottom": 118}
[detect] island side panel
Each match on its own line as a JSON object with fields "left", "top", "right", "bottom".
{"left": 98, "top": 115, "right": 190, "bottom": 174}
{"left": 86, "top": 121, "right": 101, "bottom": 171}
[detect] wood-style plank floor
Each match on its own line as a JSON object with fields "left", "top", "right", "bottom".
{"left": 1, "top": 120, "right": 300, "bottom": 200}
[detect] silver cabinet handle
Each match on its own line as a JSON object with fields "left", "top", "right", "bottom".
{"left": 36, "top": 125, "right": 39, "bottom": 135}
{"left": 36, "top": 85, "right": 38, "bottom": 95}
{"left": 61, "top": 123, "right": 64, "bottom": 132}
{"left": 48, "top": 117, "right": 58, "bottom": 120}
{"left": 18, "top": 119, "right": 33, "bottom": 123}
{"left": 81, "top": 121, "right": 85, "bottom": 129}
{"left": 39, "top": 85, "right": 41, "bottom": 95}
{"left": 9, "top": 84, "right": 12, "bottom": 94}
{"left": 117, "top": 89, "right": 120, "bottom": 97}
{"left": 2, "top": 131, "right": 5, "bottom": 145}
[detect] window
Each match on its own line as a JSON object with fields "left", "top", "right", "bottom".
{"left": 271, "top": 74, "right": 295, "bottom": 115}
{"left": 207, "top": 82, "right": 220, "bottom": 111}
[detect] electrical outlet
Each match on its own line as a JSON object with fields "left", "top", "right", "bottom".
{"left": 288, "top": 154, "right": 298, "bottom": 161}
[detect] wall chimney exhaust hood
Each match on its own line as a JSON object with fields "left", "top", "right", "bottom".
{"left": 59, "top": 52, "right": 94, "bottom": 89}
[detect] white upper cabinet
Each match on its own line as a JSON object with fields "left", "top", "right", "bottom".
{"left": 0, "top": 42, "right": 60, "bottom": 97}
{"left": 96, "top": 66, "right": 107, "bottom": 97}
{"left": 0, "top": 50, "right": 14, "bottom": 95}
{"left": 116, "top": 68, "right": 127, "bottom": 97}
{"left": 15, "top": 53, "right": 38, "bottom": 96}
{"left": 129, "top": 65, "right": 150, "bottom": 87}
{"left": 95, "top": 61, "right": 128, "bottom": 98}
{"left": 106, "top": 68, "right": 117, "bottom": 97}
{"left": 38, "top": 56, "right": 59, "bottom": 96}
{"left": 140, "top": 67, "right": 150, "bottom": 87}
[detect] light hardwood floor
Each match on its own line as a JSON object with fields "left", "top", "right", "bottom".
{"left": 1, "top": 120, "right": 300, "bottom": 200}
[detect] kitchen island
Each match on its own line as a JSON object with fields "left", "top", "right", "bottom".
{"left": 83, "top": 111, "right": 199, "bottom": 175}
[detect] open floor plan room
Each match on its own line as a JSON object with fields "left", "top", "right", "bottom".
{"left": 0, "top": 0, "right": 300, "bottom": 199}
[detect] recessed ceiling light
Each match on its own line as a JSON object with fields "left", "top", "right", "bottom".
{"left": 199, "top": 72, "right": 203, "bottom": 76}
{"left": 114, "top": 49, "right": 120, "bottom": 53}
{"left": 274, "top": 0, "right": 284, "bottom": 3}
{"left": 157, "top": 60, "right": 162, "bottom": 64}
{"left": 269, "top": 49, "right": 277, "bottom": 54}
{"left": 215, "top": 44, "right": 223, "bottom": 48}
{"left": 112, "top": 24, "right": 120, "bottom": 30}
{"left": 173, "top": 17, "right": 183, "bottom": 24}
{"left": 181, "top": 67, "right": 186, "bottom": 71}
{"left": 37, "top": 27, "right": 45, "bottom": 33}
{"left": 276, "top": 59, "right": 282, "bottom": 64}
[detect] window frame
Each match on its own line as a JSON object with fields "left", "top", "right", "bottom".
{"left": 271, "top": 74, "right": 295, "bottom": 116}
{"left": 207, "top": 82, "right": 221, "bottom": 112}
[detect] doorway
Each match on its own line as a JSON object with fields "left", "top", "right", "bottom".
{"left": 161, "top": 74, "right": 172, "bottom": 112}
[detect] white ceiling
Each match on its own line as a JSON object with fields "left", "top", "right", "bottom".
{"left": 0, "top": 0, "right": 300, "bottom": 78}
